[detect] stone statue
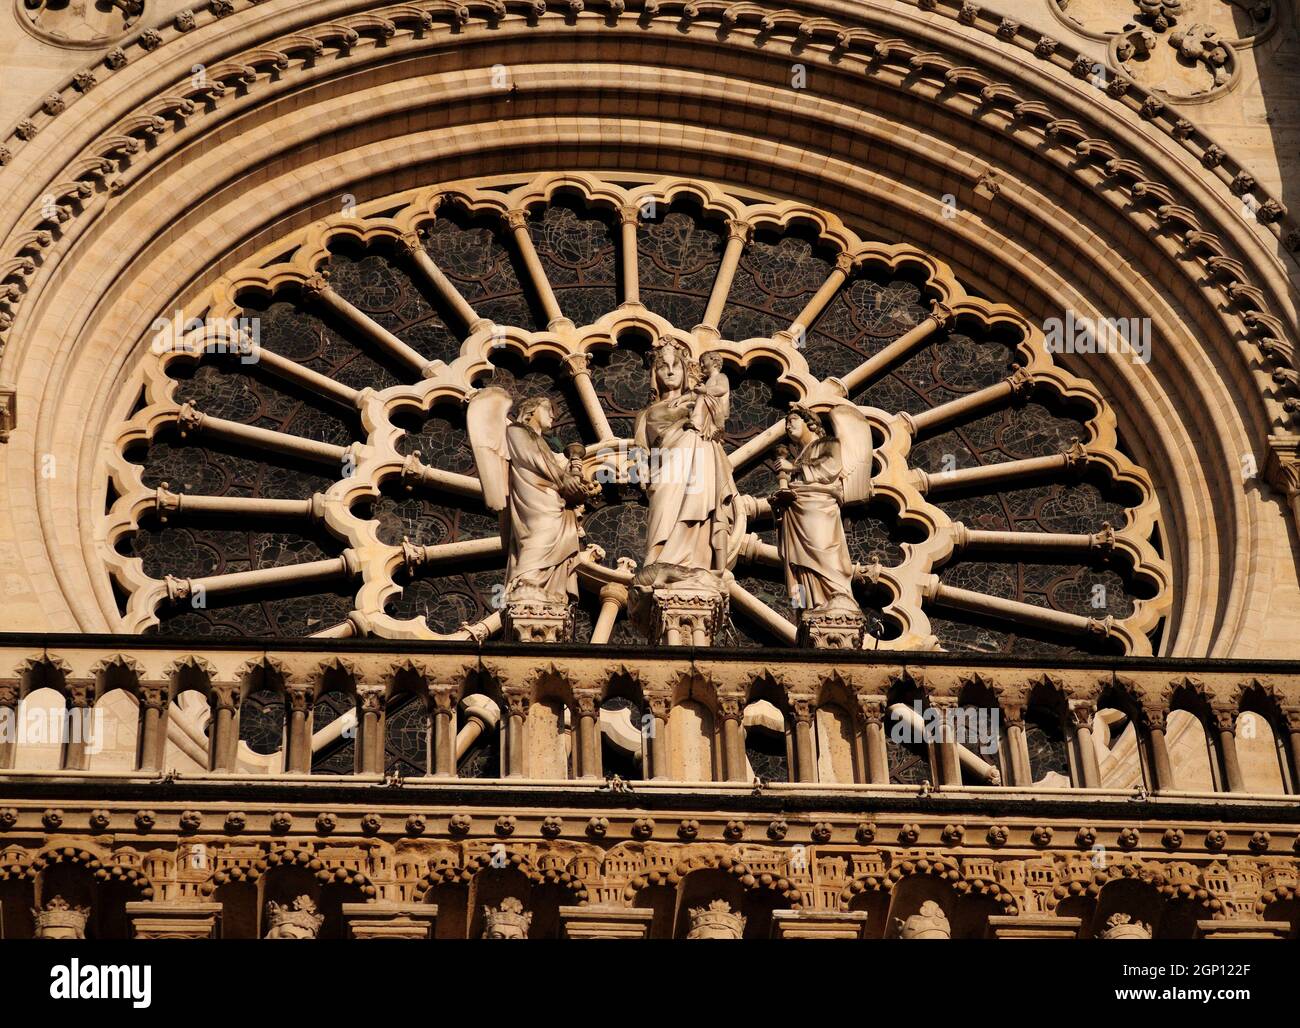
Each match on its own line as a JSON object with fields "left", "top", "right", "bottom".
{"left": 482, "top": 896, "right": 532, "bottom": 939}
{"left": 33, "top": 895, "right": 89, "bottom": 940}
{"left": 468, "top": 388, "right": 594, "bottom": 640}
{"left": 897, "top": 900, "right": 951, "bottom": 939}
{"left": 1099, "top": 912, "right": 1152, "bottom": 939}
{"left": 686, "top": 899, "right": 746, "bottom": 939}
{"left": 264, "top": 894, "right": 324, "bottom": 939}
{"left": 634, "top": 339, "right": 737, "bottom": 574}
{"left": 772, "top": 403, "right": 873, "bottom": 646}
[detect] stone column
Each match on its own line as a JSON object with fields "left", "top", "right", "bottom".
{"left": 1143, "top": 705, "right": 1175, "bottom": 792}
{"left": 1069, "top": 700, "right": 1101, "bottom": 788}
{"left": 0, "top": 681, "right": 19, "bottom": 770}
{"left": 127, "top": 902, "right": 222, "bottom": 939}
{"left": 341, "top": 903, "right": 439, "bottom": 940}
{"left": 61, "top": 682, "right": 94, "bottom": 771}
{"left": 695, "top": 219, "right": 752, "bottom": 341}
{"left": 645, "top": 695, "right": 670, "bottom": 780}
{"left": 503, "top": 690, "right": 529, "bottom": 778}
{"left": 207, "top": 683, "right": 241, "bottom": 772}
{"left": 718, "top": 694, "right": 747, "bottom": 782}
{"left": 618, "top": 204, "right": 642, "bottom": 307}
{"left": 929, "top": 697, "right": 963, "bottom": 787}
{"left": 137, "top": 684, "right": 170, "bottom": 772}
{"left": 560, "top": 905, "right": 654, "bottom": 939}
{"left": 1000, "top": 699, "right": 1030, "bottom": 787}
{"left": 1286, "top": 708, "right": 1300, "bottom": 795}
{"left": 574, "top": 690, "right": 602, "bottom": 780}
{"left": 430, "top": 687, "right": 457, "bottom": 778}
{"left": 506, "top": 209, "right": 572, "bottom": 332}
{"left": 858, "top": 696, "right": 889, "bottom": 784}
{"left": 1212, "top": 705, "right": 1246, "bottom": 794}
{"left": 355, "top": 686, "right": 386, "bottom": 776}
{"left": 285, "top": 682, "right": 315, "bottom": 774}
{"left": 791, "top": 698, "right": 816, "bottom": 783}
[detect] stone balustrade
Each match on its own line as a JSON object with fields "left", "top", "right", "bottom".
{"left": 0, "top": 637, "right": 1297, "bottom": 796}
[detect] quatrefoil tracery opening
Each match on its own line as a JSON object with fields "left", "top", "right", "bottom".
{"left": 103, "top": 172, "right": 1171, "bottom": 656}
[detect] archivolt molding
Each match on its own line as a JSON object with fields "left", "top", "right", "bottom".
{"left": 99, "top": 172, "right": 1172, "bottom": 652}
{"left": 0, "top": 0, "right": 1290, "bottom": 656}
{"left": 0, "top": 0, "right": 1292, "bottom": 372}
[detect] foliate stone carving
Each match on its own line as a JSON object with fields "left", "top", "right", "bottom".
{"left": 687, "top": 900, "right": 746, "bottom": 939}
{"left": 265, "top": 895, "right": 324, "bottom": 939}
{"left": 224, "top": 812, "right": 246, "bottom": 832}
{"left": 1099, "top": 912, "right": 1151, "bottom": 940}
{"left": 89, "top": 809, "right": 111, "bottom": 832}
{"left": 20, "top": 0, "right": 144, "bottom": 48}
{"left": 33, "top": 896, "right": 90, "bottom": 940}
{"left": 898, "top": 901, "right": 951, "bottom": 939}
{"left": 678, "top": 819, "right": 700, "bottom": 840}
{"left": 179, "top": 810, "right": 202, "bottom": 833}
{"left": 0, "top": 808, "right": 16, "bottom": 830}
{"left": 1206, "top": 829, "right": 1227, "bottom": 851}
{"left": 405, "top": 814, "right": 426, "bottom": 836}
{"left": 587, "top": 816, "right": 609, "bottom": 837}
{"left": 449, "top": 813, "right": 472, "bottom": 834}
{"left": 483, "top": 897, "right": 532, "bottom": 938}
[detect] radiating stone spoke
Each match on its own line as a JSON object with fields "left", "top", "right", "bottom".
{"left": 695, "top": 218, "right": 752, "bottom": 343}
{"left": 400, "top": 452, "right": 484, "bottom": 499}
{"left": 163, "top": 552, "right": 358, "bottom": 603}
{"left": 153, "top": 487, "right": 322, "bottom": 521}
{"left": 900, "top": 366, "right": 1034, "bottom": 437}
{"left": 925, "top": 579, "right": 1114, "bottom": 640}
{"left": 304, "top": 275, "right": 441, "bottom": 377}
{"left": 505, "top": 209, "right": 572, "bottom": 333}
{"left": 914, "top": 442, "right": 1087, "bottom": 495}
{"left": 396, "top": 232, "right": 490, "bottom": 336}
{"left": 176, "top": 402, "right": 353, "bottom": 466}
{"left": 728, "top": 580, "right": 798, "bottom": 644}
{"left": 952, "top": 523, "right": 1116, "bottom": 558}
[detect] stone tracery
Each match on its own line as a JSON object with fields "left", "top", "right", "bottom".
{"left": 101, "top": 173, "right": 1171, "bottom": 656}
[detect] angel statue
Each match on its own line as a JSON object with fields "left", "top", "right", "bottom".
{"left": 468, "top": 388, "right": 594, "bottom": 616}
{"left": 772, "top": 403, "right": 873, "bottom": 626}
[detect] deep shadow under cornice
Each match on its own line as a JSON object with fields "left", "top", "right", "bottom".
{"left": 3, "top": 632, "right": 1300, "bottom": 675}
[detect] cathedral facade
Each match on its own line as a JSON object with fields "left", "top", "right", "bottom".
{"left": 0, "top": 0, "right": 1299, "bottom": 940}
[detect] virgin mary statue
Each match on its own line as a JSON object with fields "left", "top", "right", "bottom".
{"left": 633, "top": 340, "right": 737, "bottom": 573}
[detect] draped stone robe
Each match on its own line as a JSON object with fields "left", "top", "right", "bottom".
{"left": 504, "top": 422, "right": 580, "bottom": 601}
{"left": 635, "top": 394, "right": 737, "bottom": 569}
{"left": 778, "top": 436, "right": 858, "bottom": 611}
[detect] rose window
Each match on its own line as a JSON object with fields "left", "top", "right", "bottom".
{"left": 104, "top": 173, "right": 1171, "bottom": 658}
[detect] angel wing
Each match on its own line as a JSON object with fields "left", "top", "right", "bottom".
{"left": 467, "top": 386, "right": 514, "bottom": 513}
{"left": 827, "top": 403, "right": 874, "bottom": 505}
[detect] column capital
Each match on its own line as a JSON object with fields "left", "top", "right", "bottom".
{"left": 505, "top": 209, "right": 530, "bottom": 230}
{"left": 724, "top": 218, "right": 754, "bottom": 243}
{"left": 285, "top": 682, "right": 316, "bottom": 713}
{"left": 356, "top": 686, "right": 386, "bottom": 714}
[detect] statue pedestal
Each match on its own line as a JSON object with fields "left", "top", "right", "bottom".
{"left": 651, "top": 587, "right": 728, "bottom": 647}
{"left": 341, "top": 903, "right": 439, "bottom": 939}
{"left": 126, "top": 901, "right": 222, "bottom": 939}
{"left": 504, "top": 599, "right": 573, "bottom": 643}
{"left": 770, "top": 909, "right": 870, "bottom": 939}
{"left": 559, "top": 905, "right": 655, "bottom": 939}
{"left": 799, "top": 607, "right": 866, "bottom": 649}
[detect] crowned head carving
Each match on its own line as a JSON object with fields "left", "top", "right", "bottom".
{"left": 33, "top": 896, "right": 90, "bottom": 940}
{"left": 1099, "top": 912, "right": 1152, "bottom": 940}
{"left": 264, "top": 894, "right": 324, "bottom": 940}
{"left": 686, "top": 899, "right": 746, "bottom": 940}
{"left": 897, "top": 900, "right": 952, "bottom": 940}
{"left": 482, "top": 896, "right": 533, "bottom": 939}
